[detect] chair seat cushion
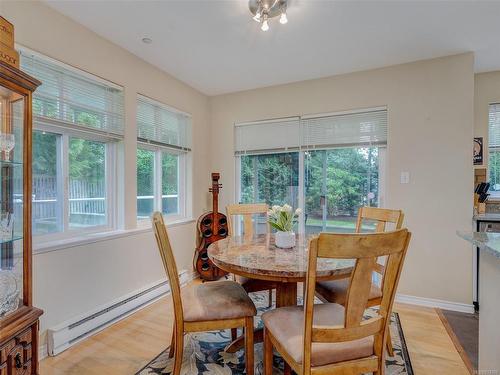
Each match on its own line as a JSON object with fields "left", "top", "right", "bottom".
{"left": 262, "top": 303, "right": 374, "bottom": 367}
{"left": 316, "top": 278, "right": 382, "bottom": 305}
{"left": 182, "top": 281, "right": 257, "bottom": 322}
{"left": 236, "top": 275, "right": 277, "bottom": 293}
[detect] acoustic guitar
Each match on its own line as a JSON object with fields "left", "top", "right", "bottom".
{"left": 193, "top": 173, "right": 229, "bottom": 280}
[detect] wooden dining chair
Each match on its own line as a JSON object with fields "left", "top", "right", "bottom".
{"left": 315, "top": 206, "right": 404, "bottom": 356}
{"left": 263, "top": 229, "right": 411, "bottom": 375}
{"left": 152, "top": 212, "right": 256, "bottom": 375}
{"left": 226, "top": 203, "right": 278, "bottom": 307}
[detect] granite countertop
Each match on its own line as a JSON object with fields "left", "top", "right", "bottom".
{"left": 473, "top": 213, "right": 500, "bottom": 222}
{"left": 457, "top": 231, "right": 500, "bottom": 259}
{"left": 208, "top": 233, "right": 354, "bottom": 281}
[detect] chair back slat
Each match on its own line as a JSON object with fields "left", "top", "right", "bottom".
{"left": 152, "top": 212, "right": 184, "bottom": 325}
{"left": 355, "top": 207, "right": 405, "bottom": 280}
{"left": 356, "top": 207, "right": 404, "bottom": 233}
{"left": 344, "top": 257, "right": 378, "bottom": 327}
{"left": 303, "top": 229, "right": 411, "bottom": 374}
{"left": 226, "top": 203, "right": 269, "bottom": 237}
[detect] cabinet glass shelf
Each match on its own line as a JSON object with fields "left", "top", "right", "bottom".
{"left": 0, "top": 235, "right": 22, "bottom": 245}
{"left": 0, "top": 160, "right": 22, "bottom": 167}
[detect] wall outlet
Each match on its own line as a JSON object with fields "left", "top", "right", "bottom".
{"left": 400, "top": 171, "right": 410, "bottom": 184}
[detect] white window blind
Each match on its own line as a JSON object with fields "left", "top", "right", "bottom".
{"left": 19, "top": 49, "right": 124, "bottom": 138}
{"left": 234, "top": 117, "right": 300, "bottom": 154}
{"left": 489, "top": 104, "right": 500, "bottom": 150}
{"left": 234, "top": 109, "right": 387, "bottom": 154}
{"left": 301, "top": 109, "right": 387, "bottom": 149}
{"left": 137, "top": 95, "right": 192, "bottom": 151}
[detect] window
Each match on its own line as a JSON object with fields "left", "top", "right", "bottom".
{"left": 32, "top": 131, "right": 61, "bottom": 234}
{"left": 235, "top": 109, "right": 387, "bottom": 234}
{"left": 137, "top": 148, "right": 155, "bottom": 219}
{"left": 304, "top": 147, "right": 380, "bottom": 233}
{"left": 136, "top": 95, "right": 190, "bottom": 222}
{"left": 489, "top": 104, "right": 500, "bottom": 196}
{"left": 68, "top": 138, "right": 107, "bottom": 228}
{"left": 240, "top": 152, "right": 299, "bottom": 207}
{"left": 21, "top": 49, "right": 124, "bottom": 238}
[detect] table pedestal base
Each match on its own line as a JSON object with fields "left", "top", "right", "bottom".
{"left": 225, "top": 282, "right": 298, "bottom": 353}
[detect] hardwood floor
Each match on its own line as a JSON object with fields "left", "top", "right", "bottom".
{"left": 40, "top": 282, "right": 470, "bottom": 375}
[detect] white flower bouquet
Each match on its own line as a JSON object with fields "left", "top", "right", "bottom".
{"left": 268, "top": 204, "right": 301, "bottom": 232}
{"left": 268, "top": 204, "right": 302, "bottom": 248}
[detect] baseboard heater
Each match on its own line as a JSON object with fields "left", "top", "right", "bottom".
{"left": 47, "top": 270, "right": 190, "bottom": 356}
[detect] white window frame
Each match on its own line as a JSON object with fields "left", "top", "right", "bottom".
{"left": 488, "top": 103, "right": 500, "bottom": 199}
{"left": 487, "top": 149, "right": 500, "bottom": 200}
{"left": 33, "top": 123, "right": 118, "bottom": 243}
{"left": 235, "top": 146, "right": 386, "bottom": 234}
{"left": 136, "top": 142, "right": 188, "bottom": 226}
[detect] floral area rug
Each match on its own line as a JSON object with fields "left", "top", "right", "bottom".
{"left": 136, "top": 291, "right": 414, "bottom": 375}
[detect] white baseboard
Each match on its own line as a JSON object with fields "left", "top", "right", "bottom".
{"left": 396, "top": 293, "right": 475, "bottom": 314}
{"left": 46, "top": 269, "right": 195, "bottom": 356}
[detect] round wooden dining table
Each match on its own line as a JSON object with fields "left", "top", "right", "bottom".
{"left": 208, "top": 233, "right": 354, "bottom": 352}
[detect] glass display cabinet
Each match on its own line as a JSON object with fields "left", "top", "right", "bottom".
{"left": 0, "top": 58, "right": 43, "bottom": 374}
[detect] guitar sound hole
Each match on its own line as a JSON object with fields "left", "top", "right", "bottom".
{"left": 219, "top": 218, "right": 227, "bottom": 225}
{"left": 201, "top": 262, "right": 210, "bottom": 271}
{"left": 202, "top": 217, "right": 212, "bottom": 226}
{"left": 218, "top": 228, "right": 227, "bottom": 236}
{"left": 203, "top": 229, "right": 212, "bottom": 237}
{"left": 200, "top": 252, "right": 209, "bottom": 261}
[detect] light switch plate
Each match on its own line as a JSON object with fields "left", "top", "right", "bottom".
{"left": 400, "top": 171, "right": 410, "bottom": 184}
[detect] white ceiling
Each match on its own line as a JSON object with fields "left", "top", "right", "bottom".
{"left": 45, "top": 0, "right": 500, "bottom": 96}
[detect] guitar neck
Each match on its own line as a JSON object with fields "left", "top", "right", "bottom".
{"left": 212, "top": 191, "right": 219, "bottom": 233}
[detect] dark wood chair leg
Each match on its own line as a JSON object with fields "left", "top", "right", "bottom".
{"left": 231, "top": 328, "right": 238, "bottom": 341}
{"left": 245, "top": 317, "right": 254, "bottom": 375}
{"left": 284, "top": 362, "right": 292, "bottom": 375}
{"left": 268, "top": 289, "right": 273, "bottom": 307}
{"left": 263, "top": 328, "right": 273, "bottom": 375}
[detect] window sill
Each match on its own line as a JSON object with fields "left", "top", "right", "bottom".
{"left": 33, "top": 217, "right": 196, "bottom": 255}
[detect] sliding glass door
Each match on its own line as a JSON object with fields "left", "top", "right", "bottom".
{"left": 304, "top": 147, "right": 381, "bottom": 234}
{"left": 240, "top": 152, "right": 299, "bottom": 207}
{"left": 235, "top": 108, "right": 387, "bottom": 234}
{"left": 239, "top": 152, "right": 299, "bottom": 234}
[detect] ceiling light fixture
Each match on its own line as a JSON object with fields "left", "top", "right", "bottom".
{"left": 253, "top": 7, "right": 261, "bottom": 22}
{"left": 279, "top": 5, "right": 288, "bottom": 24}
{"left": 261, "top": 13, "right": 269, "bottom": 31}
{"left": 142, "top": 37, "right": 152, "bottom": 44}
{"left": 249, "top": 0, "right": 289, "bottom": 32}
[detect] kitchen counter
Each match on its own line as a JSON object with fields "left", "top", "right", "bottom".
{"left": 458, "top": 230, "right": 500, "bottom": 373}
{"left": 473, "top": 213, "right": 500, "bottom": 222}
{"left": 457, "top": 231, "right": 500, "bottom": 259}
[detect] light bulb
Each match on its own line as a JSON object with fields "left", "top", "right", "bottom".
{"left": 253, "top": 11, "right": 261, "bottom": 22}
{"left": 261, "top": 19, "right": 269, "bottom": 31}
{"left": 279, "top": 11, "right": 288, "bottom": 24}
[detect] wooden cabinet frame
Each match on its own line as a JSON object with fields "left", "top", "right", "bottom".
{"left": 0, "top": 60, "right": 43, "bottom": 375}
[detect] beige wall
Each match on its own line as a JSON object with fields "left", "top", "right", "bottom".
{"left": 2, "top": 0, "right": 211, "bottom": 339}
{"left": 474, "top": 71, "right": 500, "bottom": 170}
{"left": 2, "top": 0, "right": 479, "bottom": 348}
{"left": 210, "top": 53, "right": 475, "bottom": 304}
